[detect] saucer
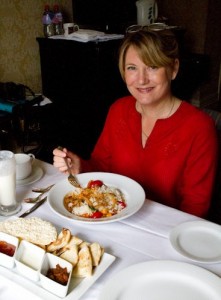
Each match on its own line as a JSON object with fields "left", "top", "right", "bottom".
{"left": 16, "top": 166, "right": 43, "bottom": 186}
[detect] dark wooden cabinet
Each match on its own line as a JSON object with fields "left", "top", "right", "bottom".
{"left": 36, "top": 37, "right": 128, "bottom": 158}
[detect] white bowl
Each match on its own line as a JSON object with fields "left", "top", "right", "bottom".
{"left": 0, "top": 232, "right": 19, "bottom": 269}
{"left": 40, "top": 252, "right": 73, "bottom": 298}
{"left": 15, "top": 240, "right": 45, "bottom": 282}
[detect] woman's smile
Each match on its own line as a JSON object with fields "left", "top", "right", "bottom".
{"left": 124, "top": 46, "right": 175, "bottom": 104}
{"left": 137, "top": 87, "right": 154, "bottom": 93}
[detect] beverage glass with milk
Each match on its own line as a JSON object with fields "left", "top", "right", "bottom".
{"left": 0, "top": 150, "right": 21, "bottom": 216}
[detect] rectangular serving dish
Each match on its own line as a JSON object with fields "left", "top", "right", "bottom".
{"left": 0, "top": 252, "right": 116, "bottom": 299}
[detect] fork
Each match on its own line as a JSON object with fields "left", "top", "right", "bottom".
{"left": 57, "top": 146, "right": 81, "bottom": 188}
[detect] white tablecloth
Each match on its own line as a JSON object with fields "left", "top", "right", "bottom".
{"left": 1, "top": 159, "right": 221, "bottom": 300}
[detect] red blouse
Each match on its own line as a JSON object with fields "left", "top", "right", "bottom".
{"left": 81, "top": 96, "right": 218, "bottom": 217}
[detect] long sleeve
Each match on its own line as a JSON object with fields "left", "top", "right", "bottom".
{"left": 81, "top": 97, "right": 218, "bottom": 217}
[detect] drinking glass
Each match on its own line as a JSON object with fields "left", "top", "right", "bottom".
{"left": 0, "top": 150, "right": 21, "bottom": 216}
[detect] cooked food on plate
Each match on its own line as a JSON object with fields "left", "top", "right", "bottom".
{"left": 47, "top": 228, "right": 104, "bottom": 277}
{"left": 64, "top": 179, "right": 127, "bottom": 218}
{"left": 0, "top": 217, "right": 104, "bottom": 278}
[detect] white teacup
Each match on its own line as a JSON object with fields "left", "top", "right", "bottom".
{"left": 15, "top": 153, "right": 35, "bottom": 180}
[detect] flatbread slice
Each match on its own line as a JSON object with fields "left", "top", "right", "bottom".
{"left": 72, "top": 245, "right": 92, "bottom": 277}
{"left": 79, "top": 241, "right": 90, "bottom": 249}
{"left": 60, "top": 243, "right": 79, "bottom": 267}
{"left": 47, "top": 228, "right": 71, "bottom": 252}
{"left": 54, "top": 235, "right": 83, "bottom": 256}
{"left": 89, "top": 242, "right": 103, "bottom": 266}
{"left": 68, "top": 235, "right": 83, "bottom": 246}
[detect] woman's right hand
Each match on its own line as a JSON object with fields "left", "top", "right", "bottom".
{"left": 53, "top": 147, "right": 81, "bottom": 174}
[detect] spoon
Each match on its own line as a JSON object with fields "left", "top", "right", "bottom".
{"left": 24, "top": 184, "right": 54, "bottom": 203}
{"left": 24, "top": 192, "right": 46, "bottom": 203}
{"left": 32, "top": 184, "right": 54, "bottom": 193}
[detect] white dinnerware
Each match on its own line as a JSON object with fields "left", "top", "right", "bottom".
{"left": 15, "top": 153, "right": 35, "bottom": 180}
{"left": 1, "top": 158, "right": 221, "bottom": 300}
{"left": 169, "top": 220, "right": 221, "bottom": 263}
{"left": 99, "top": 260, "right": 221, "bottom": 300}
{"left": 40, "top": 252, "right": 73, "bottom": 298}
{"left": 0, "top": 232, "right": 19, "bottom": 269}
{"left": 47, "top": 172, "right": 146, "bottom": 224}
{"left": 15, "top": 240, "right": 45, "bottom": 282}
{"left": 0, "top": 244, "right": 115, "bottom": 299}
{"left": 16, "top": 165, "right": 43, "bottom": 186}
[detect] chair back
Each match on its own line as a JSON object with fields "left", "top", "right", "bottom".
{"left": 202, "top": 108, "right": 221, "bottom": 224}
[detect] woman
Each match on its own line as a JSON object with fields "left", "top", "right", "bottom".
{"left": 53, "top": 28, "right": 218, "bottom": 217}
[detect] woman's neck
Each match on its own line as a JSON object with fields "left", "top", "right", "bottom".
{"left": 136, "top": 96, "right": 177, "bottom": 120}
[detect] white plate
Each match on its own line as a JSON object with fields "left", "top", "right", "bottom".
{"left": 16, "top": 166, "right": 43, "bottom": 186}
{"left": 99, "top": 260, "right": 221, "bottom": 300}
{"left": 47, "top": 172, "right": 145, "bottom": 224}
{"left": 0, "top": 252, "right": 115, "bottom": 300}
{"left": 170, "top": 220, "right": 221, "bottom": 263}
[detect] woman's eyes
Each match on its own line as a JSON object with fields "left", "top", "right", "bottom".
{"left": 126, "top": 65, "right": 136, "bottom": 70}
{"left": 126, "top": 65, "right": 158, "bottom": 71}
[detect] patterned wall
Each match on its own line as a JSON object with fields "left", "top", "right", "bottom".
{"left": 0, "top": 0, "right": 72, "bottom": 94}
{"left": 0, "top": 1, "right": 220, "bottom": 105}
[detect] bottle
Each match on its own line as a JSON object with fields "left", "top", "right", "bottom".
{"left": 42, "top": 4, "right": 54, "bottom": 37}
{"left": 52, "top": 4, "right": 64, "bottom": 35}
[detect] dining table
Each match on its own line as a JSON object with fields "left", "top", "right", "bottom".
{"left": 1, "top": 158, "right": 221, "bottom": 300}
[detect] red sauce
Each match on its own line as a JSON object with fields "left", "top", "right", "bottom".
{"left": 0, "top": 240, "right": 16, "bottom": 257}
{"left": 46, "top": 264, "right": 69, "bottom": 285}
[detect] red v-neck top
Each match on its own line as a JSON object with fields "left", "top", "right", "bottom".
{"left": 81, "top": 96, "right": 218, "bottom": 217}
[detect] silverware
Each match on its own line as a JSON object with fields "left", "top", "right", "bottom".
{"left": 65, "top": 158, "right": 81, "bottom": 188}
{"left": 57, "top": 146, "right": 81, "bottom": 188}
{"left": 32, "top": 184, "right": 54, "bottom": 193}
{"left": 19, "top": 197, "right": 47, "bottom": 218}
{"left": 24, "top": 184, "right": 54, "bottom": 203}
{"left": 24, "top": 192, "right": 45, "bottom": 203}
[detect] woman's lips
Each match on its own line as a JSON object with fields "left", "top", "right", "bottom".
{"left": 137, "top": 87, "right": 153, "bottom": 93}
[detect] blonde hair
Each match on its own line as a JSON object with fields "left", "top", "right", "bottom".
{"left": 119, "top": 29, "right": 179, "bottom": 80}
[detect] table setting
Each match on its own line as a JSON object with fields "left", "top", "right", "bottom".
{"left": 0, "top": 152, "right": 221, "bottom": 299}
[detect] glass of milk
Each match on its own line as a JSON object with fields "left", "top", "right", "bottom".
{"left": 0, "top": 151, "right": 21, "bottom": 216}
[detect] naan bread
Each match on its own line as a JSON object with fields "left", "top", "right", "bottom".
{"left": 0, "top": 217, "right": 57, "bottom": 246}
{"left": 50, "top": 233, "right": 82, "bottom": 256}
{"left": 79, "top": 241, "right": 90, "bottom": 249}
{"left": 60, "top": 243, "right": 79, "bottom": 267}
{"left": 72, "top": 245, "right": 92, "bottom": 277}
{"left": 68, "top": 235, "right": 83, "bottom": 246}
{"left": 89, "top": 242, "right": 103, "bottom": 266}
{"left": 47, "top": 228, "right": 71, "bottom": 252}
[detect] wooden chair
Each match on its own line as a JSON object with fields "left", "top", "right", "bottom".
{"left": 202, "top": 108, "right": 221, "bottom": 130}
